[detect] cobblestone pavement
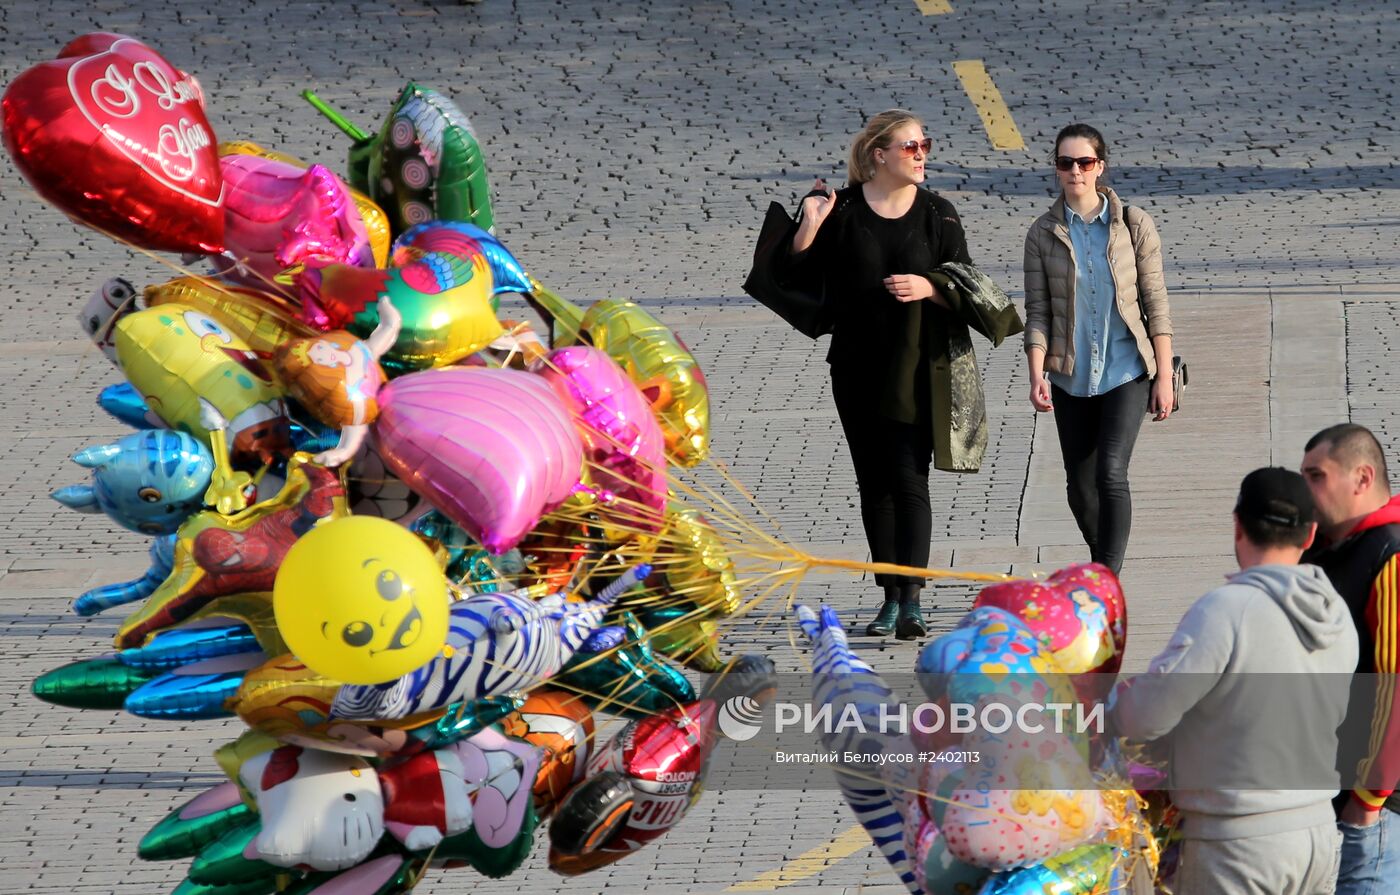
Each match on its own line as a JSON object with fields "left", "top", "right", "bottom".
{"left": 2, "top": 0, "right": 1399, "bottom": 892}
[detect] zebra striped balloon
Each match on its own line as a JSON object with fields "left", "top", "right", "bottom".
{"left": 333, "top": 565, "right": 650, "bottom": 721}
{"left": 795, "top": 604, "right": 917, "bottom": 893}
{"left": 794, "top": 604, "right": 902, "bottom": 761}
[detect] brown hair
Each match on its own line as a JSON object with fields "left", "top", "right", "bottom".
{"left": 848, "top": 109, "right": 923, "bottom": 185}
{"left": 274, "top": 331, "right": 380, "bottom": 428}
{"left": 1053, "top": 123, "right": 1110, "bottom": 180}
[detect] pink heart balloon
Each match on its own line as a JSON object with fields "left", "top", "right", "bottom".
{"left": 973, "top": 563, "right": 1127, "bottom": 677}
{"left": 2, "top": 33, "right": 224, "bottom": 253}
{"left": 372, "top": 367, "right": 583, "bottom": 553}
{"left": 537, "top": 346, "right": 667, "bottom": 534}
{"left": 941, "top": 720, "right": 1104, "bottom": 871}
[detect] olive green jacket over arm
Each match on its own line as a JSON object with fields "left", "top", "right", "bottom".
{"left": 928, "top": 262, "right": 1024, "bottom": 472}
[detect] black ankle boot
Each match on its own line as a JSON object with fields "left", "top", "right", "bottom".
{"left": 865, "top": 601, "right": 900, "bottom": 636}
{"left": 895, "top": 602, "right": 928, "bottom": 641}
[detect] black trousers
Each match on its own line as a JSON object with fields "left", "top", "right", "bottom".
{"left": 1050, "top": 375, "right": 1150, "bottom": 575}
{"left": 831, "top": 372, "right": 932, "bottom": 589}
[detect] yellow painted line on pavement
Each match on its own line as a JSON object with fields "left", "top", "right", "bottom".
{"left": 952, "top": 59, "right": 1026, "bottom": 150}
{"left": 725, "top": 825, "right": 872, "bottom": 891}
{"left": 914, "top": 0, "right": 954, "bottom": 14}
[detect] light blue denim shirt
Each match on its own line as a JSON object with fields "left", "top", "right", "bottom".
{"left": 1048, "top": 194, "right": 1147, "bottom": 397}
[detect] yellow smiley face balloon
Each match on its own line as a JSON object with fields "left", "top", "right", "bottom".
{"left": 273, "top": 515, "right": 449, "bottom": 684}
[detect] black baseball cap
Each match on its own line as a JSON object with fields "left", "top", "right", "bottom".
{"left": 1234, "top": 467, "right": 1316, "bottom": 529}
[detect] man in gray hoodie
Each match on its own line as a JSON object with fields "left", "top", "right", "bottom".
{"left": 1111, "top": 467, "right": 1359, "bottom": 894}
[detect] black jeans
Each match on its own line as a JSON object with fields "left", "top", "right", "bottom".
{"left": 1050, "top": 376, "right": 1150, "bottom": 575}
{"left": 831, "top": 372, "right": 933, "bottom": 590}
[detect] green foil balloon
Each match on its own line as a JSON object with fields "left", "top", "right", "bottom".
{"left": 635, "top": 605, "right": 727, "bottom": 673}
{"left": 139, "top": 787, "right": 253, "bottom": 861}
{"left": 32, "top": 656, "right": 160, "bottom": 710}
{"left": 559, "top": 611, "right": 696, "bottom": 718}
{"left": 432, "top": 799, "right": 539, "bottom": 879}
{"left": 172, "top": 876, "right": 279, "bottom": 895}
{"left": 189, "top": 821, "right": 277, "bottom": 886}
{"left": 403, "top": 695, "right": 524, "bottom": 754}
{"left": 304, "top": 85, "right": 494, "bottom": 237}
{"left": 412, "top": 510, "right": 527, "bottom": 591}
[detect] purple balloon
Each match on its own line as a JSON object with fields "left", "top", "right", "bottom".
{"left": 373, "top": 367, "right": 583, "bottom": 553}
{"left": 538, "top": 346, "right": 668, "bottom": 533}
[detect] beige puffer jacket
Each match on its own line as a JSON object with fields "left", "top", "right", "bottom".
{"left": 1023, "top": 187, "right": 1172, "bottom": 376}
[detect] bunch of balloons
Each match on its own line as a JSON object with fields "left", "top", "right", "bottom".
{"left": 794, "top": 564, "right": 1168, "bottom": 895}
{"left": 8, "top": 32, "right": 760, "bottom": 894}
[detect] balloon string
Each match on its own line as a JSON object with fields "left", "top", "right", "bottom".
{"left": 704, "top": 452, "right": 788, "bottom": 538}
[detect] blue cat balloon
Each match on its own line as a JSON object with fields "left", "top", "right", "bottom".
{"left": 51, "top": 430, "right": 214, "bottom": 535}
{"left": 73, "top": 533, "right": 177, "bottom": 616}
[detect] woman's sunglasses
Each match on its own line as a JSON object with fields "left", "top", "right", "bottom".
{"left": 1055, "top": 155, "right": 1101, "bottom": 172}
{"left": 890, "top": 138, "right": 933, "bottom": 158}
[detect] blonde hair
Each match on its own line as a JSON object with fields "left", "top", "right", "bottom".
{"left": 848, "top": 109, "right": 923, "bottom": 185}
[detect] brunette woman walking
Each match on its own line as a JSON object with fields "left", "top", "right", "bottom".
{"left": 1024, "top": 124, "right": 1175, "bottom": 575}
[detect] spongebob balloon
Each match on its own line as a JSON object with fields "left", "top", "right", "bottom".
{"left": 115, "top": 304, "right": 291, "bottom": 466}
{"left": 273, "top": 515, "right": 449, "bottom": 684}
{"left": 145, "top": 276, "right": 319, "bottom": 356}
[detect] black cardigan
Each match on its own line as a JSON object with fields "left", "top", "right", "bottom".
{"left": 783, "top": 186, "right": 972, "bottom": 425}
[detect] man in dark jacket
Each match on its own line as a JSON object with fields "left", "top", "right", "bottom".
{"left": 1300, "top": 423, "right": 1400, "bottom": 893}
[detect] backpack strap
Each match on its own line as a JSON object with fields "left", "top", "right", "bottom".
{"left": 1119, "top": 201, "right": 1150, "bottom": 330}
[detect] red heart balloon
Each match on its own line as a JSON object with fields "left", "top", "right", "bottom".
{"left": 2, "top": 33, "right": 224, "bottom": 253}
{"left": 972, "top": 562, "right": 1127, "bottom": 677}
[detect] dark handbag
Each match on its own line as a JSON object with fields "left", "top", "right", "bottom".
{"left": 1123, "top": 204, "right": 1187, "bottom": 412}
{"left": 742, "top": 201, "right": 830, "bottom": 339}
{"left": 1163, "top": 354, "right": 1188, "bottom": 412}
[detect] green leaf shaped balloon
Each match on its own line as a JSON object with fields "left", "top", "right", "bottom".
{"left": 140, "top": 784, "right": 253, "bottom": 861}
{"left": 304, "top": 85, "right": 494, "bottom": 236}
{"left": 172, "top": 876, "right": 278, "bottom": 895}
{"left": 189, "top": 821, "right": 278, "bottom": 886}
{"left": 430, "top": 799, "right": 539, "bottom": 879}
{"left": 32, "top": 656, "right": 159, "bottom": 710}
